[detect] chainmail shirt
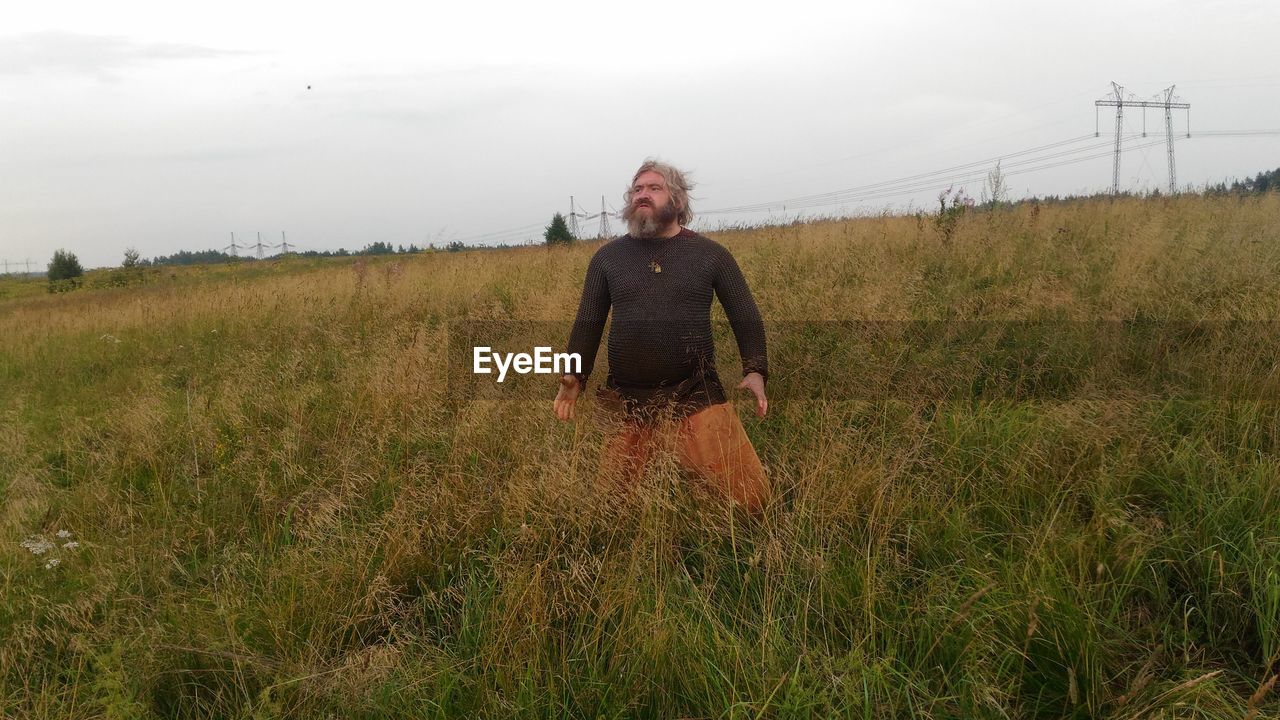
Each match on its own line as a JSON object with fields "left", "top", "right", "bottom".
{"left": 566, "top": 227, "right": 767, "bottom": 418}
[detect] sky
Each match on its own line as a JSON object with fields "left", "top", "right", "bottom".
{"left": 2, "top": 0, "right": 1278, "bottom": 270}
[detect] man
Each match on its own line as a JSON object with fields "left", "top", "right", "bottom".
{"left": 553, "top": 159, "right": 770, "bottom": 513}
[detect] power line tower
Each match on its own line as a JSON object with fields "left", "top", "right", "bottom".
{"left": 568, "top": 196, "right": 581, "bottom": 238}
{"left": 1163, "top": 85, "right": 1189, "bottom": 194}
{"left": 1095, "top": 82, "right": 1190, "bottom": 195}
{"left": 1, "top": 258, "right": 32, "bottom": 276}
{"left": 598, "top": 196, "right": 612, "bottom": 240}
{"left": 224, "top": 231, "right": 244, "bottom": 257}
{"left": 1098, "top": 82, "right": 1128, "bottom": 194}
{"left": 251, "top": 232, "right": 268, "bottom": 259}
{"left": 273, "top": 231, "right": 292, "bottom": 255}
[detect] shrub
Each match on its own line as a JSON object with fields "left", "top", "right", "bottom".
{"left": 47, "top": 249, "right": 84, "bottom": 281}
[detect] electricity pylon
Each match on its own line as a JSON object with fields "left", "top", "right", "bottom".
{"left": 1095, "top": 82, "right": 1190, "bottom": 195}
{"left": 599, "top": 196, "right": 612, "bottom": 239}
{"left": 224, "top": 232, "right": 244, "bottom": 257}
{"left": 568, "top": 196, "right": 581, "bottom": 238}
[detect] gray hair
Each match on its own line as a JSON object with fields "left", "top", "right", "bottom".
{"left": 624, "top": 159, "right": 695, "bottom": 225}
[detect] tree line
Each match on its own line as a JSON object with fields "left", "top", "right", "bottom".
{"left": 34, "top": 167, "right": 1280, "bottom": 292}
{"left": 142, "top": 241, "right": 430, "bottom": 266}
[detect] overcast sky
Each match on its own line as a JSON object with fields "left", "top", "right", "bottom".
{"left": 2, "top": 0, "right": 1278, "bottom": 269}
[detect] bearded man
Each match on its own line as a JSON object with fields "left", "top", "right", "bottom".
{"left": 553, "top": 159, "right": 770, "bottom": 513}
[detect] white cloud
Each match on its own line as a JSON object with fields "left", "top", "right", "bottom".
{"left": 0, "top": 31, "right": 240, "bottom": 78}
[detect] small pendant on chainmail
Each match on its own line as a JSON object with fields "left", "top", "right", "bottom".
{"left": 650, "top": 261, "right": 662, "bottom": 273}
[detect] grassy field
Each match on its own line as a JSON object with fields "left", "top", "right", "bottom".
{"left": 2, "top": 194, "right": 1279, "bottom": 718}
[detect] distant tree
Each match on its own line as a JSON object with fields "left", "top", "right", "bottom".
{"left": 544, "top": 213, "right": 575, "bottom": 246}
{"left": 446, "top": 241, "right": 466, "bottom": 252}
{"left": 1243, "top": 168, "right": 1279, "bottom": 193}
{"left": 122, "top": 247, "right": 141, "bottom": 268}
{"left": 360, "top": 241, "right": 395, "bottom": 255}
{"left": 1203, "top": 168, "right": 1279, "bottom": 196}
{"left": 47, "top": 249, "right": 84, "bottom": 281}
{"left": 148, "top": 249, "right": 242, "bottom": 266}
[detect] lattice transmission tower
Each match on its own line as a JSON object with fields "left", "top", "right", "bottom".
{"left": 598, "top": 196, "right": 612, "bottom": 239}
{"left": 1095, "top": 82, "right": 1190, "bottom": 195}
{"left": 224, "top": 232, "right": 244, "bottom": 257}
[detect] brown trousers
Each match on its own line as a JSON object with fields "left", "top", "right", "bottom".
{"left": 594, "top": 392, "right": 770, "bottom": 513}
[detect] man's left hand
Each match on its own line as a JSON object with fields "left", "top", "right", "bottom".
{"left": 737, "top": 372, "right": 768, "bottom": 418}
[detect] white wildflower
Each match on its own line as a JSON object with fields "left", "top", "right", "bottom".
{"left": 45, "top": 558, "right": 60, "bottom": 569}
{"left": 56, "top": 529, "right": 72, "bottom": 539}
{"left": 63, "top": 541, "right": 80, "bottom": 551}
{"left": 21, "top": 536, "right": 54, "bottom": 555}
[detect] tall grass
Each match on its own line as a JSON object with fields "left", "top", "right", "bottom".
{"left": 2, "top": 194, "right": 1279, "bottom": 718}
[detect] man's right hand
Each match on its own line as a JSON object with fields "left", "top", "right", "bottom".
{"left": 554, "top": 375, "right": 581, "bottom": 421}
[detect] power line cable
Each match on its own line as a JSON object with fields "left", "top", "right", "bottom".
{"left": 708, "top": 137, "right": 1176, "bottom": 214}
{"left": 703, "top": 135, "right": 1112, "bottom": 213}
{"left": 732, "top": 86, "right": 1115, "bottom": 190}
{"left": 701, "top": 128, "right": 1266, "bottom": 215}
{"left": 703, "top": 136, "right": 1124, "bottom": 213}
{"left": 451, "top": 221, "right": 547, "bottom": 244}
{"left": 1188, "top": 129, "right": 1280, "bottom": 136}
{"left": 453, "top": 129, "right": 1277, "bottom": 243}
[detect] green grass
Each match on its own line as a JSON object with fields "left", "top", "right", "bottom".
{"left": 2, "top": 194, "right": 1280, "bottom": 718}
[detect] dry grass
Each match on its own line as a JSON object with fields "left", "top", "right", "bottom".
{"left": 2, "top": 193, "right": 1279, "bottom": 718}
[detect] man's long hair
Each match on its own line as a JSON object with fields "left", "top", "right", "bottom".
{"left": 622, "top": 159, "right": 695, "bottom": 226}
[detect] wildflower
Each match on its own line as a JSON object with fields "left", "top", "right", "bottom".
{"left": 63, "top": 541, "right": 80, "bottom": 551}
{"left": 56, "top": 530, "right": 72, "bottom": 539}
{"left": 45, "top": 558, "right": 60, "bottom": 570}
{"left": 21, "top": 536, "right": 54, "bottom": 555}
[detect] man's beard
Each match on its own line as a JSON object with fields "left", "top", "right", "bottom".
{"left": 623, "top": 199, "right": 680, "bottom": 238}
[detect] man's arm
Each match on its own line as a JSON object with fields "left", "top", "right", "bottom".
{"left": 556, "top": 251, "right": 610, "bottom": 421}
{"left": 711, "top": 245, "right": 767, "bottom": 383}
{"left": 712, "top": 243, "right": 769, "bottom": 417}
{"left": 565, "top": 251, "right": 611, "bottom": 386}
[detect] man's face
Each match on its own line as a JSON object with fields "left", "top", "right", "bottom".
{"left": 625, "top": 170, "right": 680, "bottom": 237}
{"left": 630, "top": 171, "right": 672, "bottom": 214}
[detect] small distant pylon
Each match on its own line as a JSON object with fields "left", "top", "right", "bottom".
{"left": 253, "top": 232, "right": 267, "bottom": 259}
{"left": 568, "top": 196, "right": 581, "bottom": 238}
{"left": 224, "top": 231, "right": 243, "bottom": 257}
{"left": 599, "top": 196, "right": 612, "bottom": 239}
